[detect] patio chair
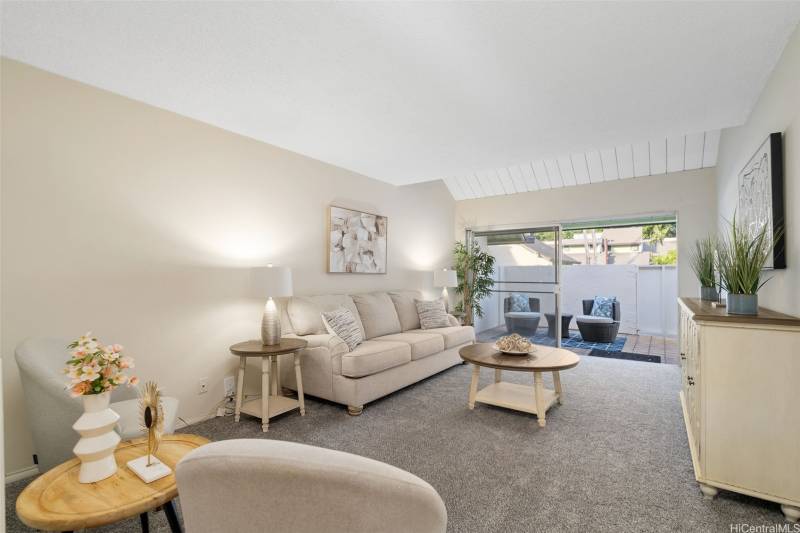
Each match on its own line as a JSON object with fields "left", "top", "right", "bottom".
{"left": 503, "top": 296, "right": 541, "bottom": 335}
{"left": 576, "top": 299, "right": 621, "bottom": 343}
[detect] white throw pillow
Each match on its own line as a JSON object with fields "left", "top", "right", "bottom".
{"left": 321, "top": 307, "right": 363, "bottom": 351}
{"left": 415, "top": 299, "right": 451, "bottom": 330}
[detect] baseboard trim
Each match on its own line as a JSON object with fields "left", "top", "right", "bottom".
{"left": 5, "top": 465, "right": 39, "bottom": 484}
{"left": 175, "top": 412, "right": 216, "bottom": 429}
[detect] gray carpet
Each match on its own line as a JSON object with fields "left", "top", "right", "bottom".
{"left": 5, "top": 356, "right": 790, "bottom": 532}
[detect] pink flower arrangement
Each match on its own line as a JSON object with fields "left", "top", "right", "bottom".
{"left": 64, "top": 333, "right": 138, "bottom": 397}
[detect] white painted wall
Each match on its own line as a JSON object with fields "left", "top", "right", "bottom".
{"left": 637, "top": 266, "right": 678, "bottom": 336}
{"left": 1, "top": 59, "right": 456, "bottom": 476}
{"left": 716, "top": 24, "right": 800, "bottom": 317}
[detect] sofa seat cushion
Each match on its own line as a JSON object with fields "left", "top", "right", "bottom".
{"left": 340, "top": 340, "right": 411, "bottom": 378}
{"left": 352, "top": 292, "right": 402, "bottom": 339}
{"left": 575, "top": 314, "right": 614, "bottom": 324}
{"left": 372, "top": 332, "right": 444, "bottom": 361}
{"left": 408, "top": 326, "right": 475, "bottom": 349}
{"left": 504, "top": 311, "right": 541, "bottom": 319}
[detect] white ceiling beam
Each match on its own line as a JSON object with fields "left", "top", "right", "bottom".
{"left": 520, "top": 163, "right": 539, "bottom": 191}
{"left": 571, "top": 154, "right": 591, "bottom": 185}
{"left": 600, "top": 149, "right": 619, "bottom": 180}
{"left": 616, "top": 144, "right": 635, "bottom": 179}
{"left": 508, "top": 166, "right": 527, "bottom": 193}
{"left": 702, "top": 129, "right": 721, "bottom": 168}
{"left": 632, "top": 141, "right": 650, "bottom": 177}
{"left": 544, "top": 159, "right": 563, "bottom": 188}
{"left": 649, "top": 139, "right": 667, "bottom": 175}
{"left": 586, "top": 151, "right": 604, "bottom": 183}
{"left": 557, "top": 156, "right": 577, "bottom": 186}
{"left": 497, "top": 168, "right": 516, "bottom": 194}
{"left": 666, "top": 135, "right": 686, "bottom": 173}
{"left": 532, "top": 160, "right": 550, "bottom": 189}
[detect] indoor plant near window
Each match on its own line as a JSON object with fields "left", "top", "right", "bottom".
{"left": 453, "top": 241, "right": 495, "bottom": 326}
{"left": 716, "top": 217, "right": 777, "bottom": 315}
{"left": 689, "top": 236, "right": 718, "bottom": 301}
{"left": 64, "top": 333, "right": 138, "bottom": 483}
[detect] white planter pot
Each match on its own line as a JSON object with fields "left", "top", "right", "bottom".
{"left": 72, "top": 391, "right": 121, "bottom": 483}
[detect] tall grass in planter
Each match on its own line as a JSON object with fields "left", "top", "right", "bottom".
{"left": 716, "top": 216, "right": 777, "bottom": 315}
{"left": 689, "top": 237, "right": 718, "bottom": 301}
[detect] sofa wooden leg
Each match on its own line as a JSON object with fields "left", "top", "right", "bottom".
{"left": 347, "top": 405, "right": 364, "bottom": 416}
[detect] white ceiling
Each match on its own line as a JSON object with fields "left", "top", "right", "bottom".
{"left": 2, "top": 2, "right": 799, "bottom": 189}
{"left": 446, "top": 129, "right": 720, "bottom": 200}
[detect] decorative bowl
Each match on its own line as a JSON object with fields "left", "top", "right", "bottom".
{"left": 493, "top": 343, "right": 536, "bottom": 355}
{"left": 493, "top": 334, "right": 535, "bottom": 355}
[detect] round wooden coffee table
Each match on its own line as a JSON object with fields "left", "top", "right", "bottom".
{"left": 16, "top": 434, "right": 210, "bottom": 532}
{"left": 459, "top": 343, "right": 580, "bottom": 427}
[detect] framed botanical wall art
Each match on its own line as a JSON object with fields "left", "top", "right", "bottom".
{"left": 328, "top": 206, "right": 387, "bottom": 273}
{"left": 738, "top": 132, "right": 785, "bottom": 269}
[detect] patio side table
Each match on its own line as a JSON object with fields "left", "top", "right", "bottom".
{"left": 545, "top": 313, "right": 573, "bottom": 339}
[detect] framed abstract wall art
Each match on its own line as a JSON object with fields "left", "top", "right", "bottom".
{"left": 328, "top": 206, "right": 387, "bottom": 273}
{"left": 738, "top": 132, "right": 785, "bottom": 269}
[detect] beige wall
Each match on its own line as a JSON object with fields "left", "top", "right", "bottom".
{"left": 716, "top": 24, "right": 800, "bottom": 316}
{"left": 454, "top": 168, "right": 717, "bottom": 300}
{"left": 1, "top": 59, "right": 455, "bottom": 475}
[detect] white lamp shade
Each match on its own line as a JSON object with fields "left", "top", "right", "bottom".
{"left": 433, "top": 269, "right": 458, "bottom": 288}
{"left": 251, "top": 266, "right": 293, "bottom": 298}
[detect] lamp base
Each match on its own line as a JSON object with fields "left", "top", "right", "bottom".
{"left": 262, "top": 298, "right": 281, "bottom": 345}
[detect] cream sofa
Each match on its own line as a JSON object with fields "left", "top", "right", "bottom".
{"left": 277, "top": 290, "right": 474, "bottom": 415}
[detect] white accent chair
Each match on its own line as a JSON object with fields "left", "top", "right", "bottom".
{"left": 14, "top": 338, "right": 179, "bottom": 472}
{"left": 176, "top": 439, "right": 448, "bottom": 533}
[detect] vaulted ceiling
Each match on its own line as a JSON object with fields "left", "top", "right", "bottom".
{"left": 3, "top": 2, "right": 799, "bottom": 195}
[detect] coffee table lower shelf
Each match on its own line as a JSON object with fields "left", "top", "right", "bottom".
{"left": 475, "top": 382, "right": 559, "bottom": 416}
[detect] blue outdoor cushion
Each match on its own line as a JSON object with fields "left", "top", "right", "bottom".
{"left": 590, "top": 296, "right": 616, "bottom": 318}
{"left": 509, "top": 293, "right": 530, "bottom": 312}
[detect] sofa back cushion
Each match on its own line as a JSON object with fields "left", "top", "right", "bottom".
{"left": 388, "top": 290, "right": 423, "bottom": 331}
{"left": 288, "top": 295, "right": 365, "bottom": 337}
{"left": 351, "top": 292, "right": 402, "bottom": 339}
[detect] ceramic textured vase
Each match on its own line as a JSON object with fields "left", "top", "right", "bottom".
{"left": 727, "top": 293, "right": 758, "bottom": 316}
{"left": 72, "top": 391, "right": 121, "bottom": 483}
{"left": 700, "top": 286, "right": 719, "bottom": 302}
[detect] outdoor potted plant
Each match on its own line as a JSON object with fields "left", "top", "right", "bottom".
{"left": 689, "top": 236, "right": 718, "bottom": 301}
{"left": 453, "top": 241, "right": 495, "bottom": 326}
{"left": 716, "top": 216, "right": 777, "bottom": 315}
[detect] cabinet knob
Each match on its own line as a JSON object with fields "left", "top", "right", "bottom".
{"left": 687, "top": 376, "right": 695, "bottom": 386}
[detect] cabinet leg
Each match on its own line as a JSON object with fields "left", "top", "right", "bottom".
{"left": 234, "top": 356, "right": 246, "bottom": 423}
{"left": 781, "top": 505, "right": 800, "bottom": 523}
{"left": 347, "top": 405, "right": 363, "bottom": 416}
{"left": 534, "top": 372, "right": 546, "bottom": 427}
{"left": 468, "top": 364, "right": 480, "bottom": 409}
{"left": 699, "top": 483, "right": 718, "bottom": 500}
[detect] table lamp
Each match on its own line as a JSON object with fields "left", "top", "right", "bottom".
{"left": 251, "top": 265, "right": 293, "bottom": 345}
{"left": 433, "top": 268, "right": 458, "bottom": 312}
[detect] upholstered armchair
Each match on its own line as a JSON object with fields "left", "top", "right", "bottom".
{"left": 576, "top": 299, "right": 621, "bottom": 343}
{"left": 176, "top": 439, "right": 448, "bottom": 533}
{"left": 503, "top": 296, "right": 541, "bottom": 334}
{"left": 14, "top": 338, "right": 180, "bottom": 471}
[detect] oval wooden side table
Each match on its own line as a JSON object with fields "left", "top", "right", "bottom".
{"left": 16, "top": 434, "right": 210, "bottom": 533}
{"left": 229, "top": 338, "right": 308, "bottom": 432}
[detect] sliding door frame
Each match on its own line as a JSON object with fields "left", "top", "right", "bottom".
{"left": 466, "top": 224, "right": 563, "bottom": 347}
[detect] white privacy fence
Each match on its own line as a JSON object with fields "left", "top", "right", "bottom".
{"left": 475, "top": 264, "right": 677, "bottom": 337}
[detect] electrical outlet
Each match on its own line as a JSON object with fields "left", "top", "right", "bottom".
{"left": 198, "top": 377, "right": 208, "bottom": 395}
{"left": 223, "top": 375, "right": 235, "bottom": 397}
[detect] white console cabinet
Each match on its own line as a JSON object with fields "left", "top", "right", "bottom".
{"left": 678, "top": 298, "right": 800, "bottom": 522}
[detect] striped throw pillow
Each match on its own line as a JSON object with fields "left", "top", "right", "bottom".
{"left": 322, "top": 307, "right": 363, "bottom": 351}
{"left": 415, "top": 299, "right": 451, "bottom": 330}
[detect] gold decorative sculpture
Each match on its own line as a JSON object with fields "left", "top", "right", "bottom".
{"left": 127, "top": 381, "right": 172, "bottom": 483}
